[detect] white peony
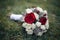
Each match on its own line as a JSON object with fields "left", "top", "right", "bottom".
{"left": 26, "top": 8, "right": 33, "bottom": 13}
{"left": 34, "top": 12, "right": 39, "bottom": 20}
{"left": 35, "top": 22, "right": 41, "bottom": 27}
{"left": 40, "top": 25, "right": 46, "bottom": 30}
{"left": 36, "top": 7, "right": 43, "bottom": 13}
{"left": 37, "top": 32, "right": 43, "bottom": 36}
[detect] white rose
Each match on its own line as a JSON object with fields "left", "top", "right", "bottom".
{"left": 35, "top": 22, "right": 41, "bottom": 27}
{"left": 43, "top": 10, "right": 47, "bottom": 14}
{"left": 26, "top": 28, "right": 30, "bottom": 31}
{"left": 26, "top": 8, "right": 32, "bottom": 13}
{"left": 42, "top": 10, "right": 48, "bottom": 18}
{"left": 39, "top": 10, "right": 48, "bottom": 17}
{"left": 22, "top": 23, "right": 31, "bottom": 29}
{"left": 31, "top": 23, "right": 36, "bottom": 30}
{"left": 26, "top": 29, "right": 33, "bottom": 34}
{"left": 37, "top": 32, "right": 43, "bottom": 36}
{"left": 22, "top": 22, "right": 27, "bottom": 28}
{"left": 24, "top": 23, "right": 36, "bottom": 30}
{"left": 34, "top": 12, "right": 39, "bottom": 20}
{"left": 36, "top": 7, "right": 43, "bottom": 13}
{"left": 26, "top": 24, "right": 32, "bottom": 29}
{"left": 40, "top": 25, "right": 46, "bottom": 30}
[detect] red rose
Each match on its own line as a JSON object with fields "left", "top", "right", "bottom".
{"left": 39, "top": 17, "right": 47, "bottom": 25}
{"left": 24, "top": 12, "right": 36, "bottom": 24}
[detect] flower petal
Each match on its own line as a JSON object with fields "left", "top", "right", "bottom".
{"left": 34, "top": 12, "right": 39, "bottom": 20}
{"left": 36, "top": 7, "right": 43, "bottom": 13}
{"left": 40, "top": 25, "right": 46, "bottom": 30}
{"left": 24, "top": 13, "right": 36, "bottom": 24}
{"left": 37, "top": 32, "right": 43, "bottom": 36}
{"left": 26, "top": 8, "right": 33, "bottom": 13}
{"left": 39, "top": 17, "right": 47, "bottom": 25}
{"left": 35, "top": 22, "right": 41, "bottom": 27}
{"left": 27, "top": 30, "right": 33, "bottom": 34}
{"left": 31, "top": 23, "right": 36, "bottom": 30}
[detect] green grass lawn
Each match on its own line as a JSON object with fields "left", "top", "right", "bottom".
{"left": 0, "top": 0, "right": 60, "bottom": 40}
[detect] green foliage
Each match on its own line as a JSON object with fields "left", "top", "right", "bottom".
{"left": 0, "top": 0, "right": 60, "bottom": 40}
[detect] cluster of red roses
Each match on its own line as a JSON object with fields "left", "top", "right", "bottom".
{"left": 24, "top": 10, "right": 47, "bottom": 25}
{"left": 22, "top": 6, "right": 49, "bottom": 36}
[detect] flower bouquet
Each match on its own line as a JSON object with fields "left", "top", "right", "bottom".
{"left": 9, "top": 6, "right": 49, "bottom": 36}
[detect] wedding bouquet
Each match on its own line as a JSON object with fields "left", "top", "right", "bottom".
{"left": 9, "top": 6, "right": 49, "bottom": 36}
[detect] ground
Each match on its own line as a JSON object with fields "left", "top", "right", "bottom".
{"left": 0, "top": 0, "right": 60, "bottom": 40}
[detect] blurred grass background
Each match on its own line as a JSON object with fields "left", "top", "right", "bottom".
{"left": 0, "top": 0, "right": 60, "bottom": 40}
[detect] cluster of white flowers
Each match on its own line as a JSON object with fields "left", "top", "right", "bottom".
{"left": 22, "top": 6, "right": 49, "bottom": 36}
{"left": 9, "top": 6, "right": 49, "bottom": 36}
{"left": 22, "top": 22, "right": 36, "bottom": 34}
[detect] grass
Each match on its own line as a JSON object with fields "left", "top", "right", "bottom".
{"left": 0, "top": 0, "right": 60, "bottom": 40}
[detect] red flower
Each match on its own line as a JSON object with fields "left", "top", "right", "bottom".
{"left": 24, "top": 12, "right": 36, "bottom": 24}
{"left": 39, "top": 17, "right": 47, "bottom": 25}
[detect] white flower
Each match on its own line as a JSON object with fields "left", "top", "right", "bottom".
{"left": 43, "top": 10, "right": 47, "bottom": 14}
{"left": 25, "top": 23, "right": 36, "bottom": 34}
{"left": 31, "top": 23, "right": 36, "bottom": 30}
{"left": 43, "top": 10, "right": 48, "bottom": 18}
{"left": 40, "top": 25, "right": 46, "bottom": 30}
{"left": 22, "top": 22, "right": 32, "bottom": 29}
{"left": 22, "top": 22, "right": 27, "bottom": 28}
{"left": 26, "top": 8, "right": 33, "bottom": 13}
{"left": 45, "top": 20, "right": 49, "bottom": 29}
{"left": 26, "top": 29, "right": 33, "bottom": 34}
{"left": 30, "top": 8, "right": 35, "bottom": 11}
{"left": 43, "top": 30, "right": 47, "bottom": 33}
{"left": 36, "top": 7, "right": 43, "bottom": 13}
{"left": 22, "top": 23, "right": 36, "bottom": 30}
{"left": 35, "top": 22, "right": 41, "bottom": 27}
{"left": 37, "top": 32, "right": 43, "bottom": 36}
{"left": 34, "top": 12, "right": 39, "bottom": 20}
{"left": 39, "top": 10, "right": 48, "bottom": 17}
{"left": 25, "top": 28, "right": 32, "bottom": 31}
